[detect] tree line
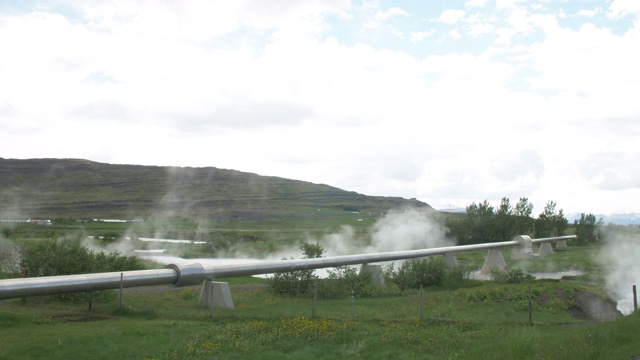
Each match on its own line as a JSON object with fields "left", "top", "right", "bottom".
{"left": 446, "top": 197, "right": 601, "bottom": 245}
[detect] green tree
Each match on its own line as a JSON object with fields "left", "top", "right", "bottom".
{"left": 495, "top": 197, "right": 514, "bottom": 241}
{"left": 574, "top": 213, "right": 600, "bottom": 244}
{"left": 554, "top": 209, "right": 569, "bottom": 236}
{"left": 297, "top": 242, "right": 325, "bottom": 290}
{"left": 513, "top": 197, "right": 534, "bottom": 236}
{"left": 445, "top": 215, "right": 470, "bottom": 245}
{"left": 301, "top": 242, "right": 325, "bottom": 259}
{"left": 534, "top": 201, "right": 568, "bottom": 238}
{"left": 466, "top": 200, "right": 495, "bottom": 243}
{"left": 268, "top": 242, "right": 325, "bottom": 296}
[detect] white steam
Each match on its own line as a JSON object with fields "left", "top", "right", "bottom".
{"left": 0, "top": 235, "right": 22, "bottom": 274}
{"left": 598, "top": 229, "right": 640, "bottom": 315}
{"left": 367, "top": 207, "right": 453, "bottom": 252}
{"left": 83, "top": 235, "right": 139, "bottom": 256}
{"left": 312, "top": 207, "right": 454, "bottom": 257}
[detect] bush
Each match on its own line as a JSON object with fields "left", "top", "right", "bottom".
{"left": 490, "top": 268, "right": 535, "bottom": 284}
{"left": 321, "top": 266, "right": 377, "bottom": 298}
{"left": 268, "top": 242, "right": 324, "bottom": 296}
{"left": 20, "top": 238, "right": 147, "bottom": 302}
{"left": 268, "top": 270, "right": 315, "bottom": 296}
{"left": 447, "top": 263, "right": 473, "bottom": 283}
{"left": 21, "top": 239, "right": 146, "bottom": 277}
{"left": 389, "top": 257, "right": 471, "bottom": 291}
{"left": 391, "top": 257, "right": 448, "bottom": 291}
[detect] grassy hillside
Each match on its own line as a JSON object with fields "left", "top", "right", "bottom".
{"left": 1, "top": 251, "right": 638, "bottom": 359}
{"left": 0, "top": 158, "right": 430, "bottom": 220}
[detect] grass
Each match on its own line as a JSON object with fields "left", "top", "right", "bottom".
{"left": 453, "top": 243, "right": 600, "bottom": 273}
{"left": 1, "top": 270, "right": 639, "bottom": 359}
{"left": 4, "top": 215, "right": 375, "bottom": 257}
{"left": 2, "top": 226, "right": 638, "bottom": 359}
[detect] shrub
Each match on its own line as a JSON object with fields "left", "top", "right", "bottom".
{"left": 446, "top": 263, "right": 473, "bottom": 283}
{"left": 268, "top": 242, "right": 324, "bottom": 296}
{"left": 490, "top": 268, "right": 536, "bottom": 284}
{"left": 321, "top": 266, "right": 376, "bottom": 298}
{"left": 388, "top": 257, "right": 472, "bottom": 291}
{"left": 19, "top": 238, "right": 147, "bottom": 302}
{"left": 391, "top": 257, "right": 448, "bottom": 291}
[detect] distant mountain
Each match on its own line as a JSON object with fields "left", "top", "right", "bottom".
{"left": 436, "top": 206, "right": 466, "bottom": 214}
{"left": 0, "top": 158, "right": 431, "bottom": 220}
{"left": 566, "top": 212, "right": 640, "bottom": 226}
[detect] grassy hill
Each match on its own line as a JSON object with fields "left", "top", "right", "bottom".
{"left": 0, "top": 158, "right": 430, "bottom": 220}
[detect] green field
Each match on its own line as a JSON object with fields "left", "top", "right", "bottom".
{"left": 2, "top": 234, "right": 640, "bottom": 359}
{"left": 1, "top": 275, "right": 639, "bottom": 359}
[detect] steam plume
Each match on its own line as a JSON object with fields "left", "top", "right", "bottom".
{"left": 598, "top": 228, "right": 640, "bottom": 315}
{"left": 318, "top": 207, "right": 454, "bottom": 257}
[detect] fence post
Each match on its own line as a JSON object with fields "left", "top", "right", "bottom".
{"left": 528, "top": 286, "right": 533, "bottom": 326}
{"left": 351, "top": 290, "right": 355, "bottom": 318}
{"left": 210, "top": 281, "right": 215, "bottom": 318}
{"left": 420, "top": 284, "right": 424, "bottom": 321}
{"left": 312, "top": 280, "right": 317, "bottom": 318}
{"left": 119, "top": 273, "right": 124, "bottom": 309}
{"left": 633, "top": 285, "right": 637, "bottom": 313}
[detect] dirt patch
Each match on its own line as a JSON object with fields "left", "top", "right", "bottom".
{"left": 570, "top": 290, "right": 622, "bottom": 321}
{"left": 50, "top": 313, "right": 112, "bottom": 322}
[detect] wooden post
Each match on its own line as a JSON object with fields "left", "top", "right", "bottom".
{"left": 633, "top": 285, "right": 638, "bottom": 313}
{"left": 210, "top": 281, "right": 215, "bottom": 318}
{"left": 119, "top": 273, "right": 123, "bottom": 309}
{"left": 88, "top": 291, "right": 93, "bottom": 311}
{"left": 312, "top": 280, "right": 317, "bottom": 318}
{"left": 528, "top": 286, "right": 533, "bottom": 326}
{"left": 351, "top": 290, "right": 355, "bottom": 318}
{"left": 420, "top": 284, "right": 424, "bottom": 321}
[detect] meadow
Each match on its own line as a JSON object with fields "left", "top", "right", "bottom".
{"left": 2, "top": 239, "right": 640, "bottom": 359}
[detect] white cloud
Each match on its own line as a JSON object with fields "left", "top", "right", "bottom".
{"left": 507, "top": 8, "right": 533, "bottom": 33}
{"left": 496, "top": 0, "right": 527, "bottom": 10}
{"left": 607, "top": 0, "right": 640, "bottom": 18}
{"left": 469, "top": 23, "right": 496, "bottom": 37}
{"left": 1, "top": 0, "right": 639, "bottom": 216}
{"left": 581, "top": 151, "right": 640, "bottom": 191}
{"left": 448, "top": 29, "right": 463, "bottom": 39}
{"left": 530, "top": 3, "right": 546, "bottom": 11}
{"left": 524, "top": 22, "right": 640, "bottom": 101}
{"left": 575, "top": 8, "right": 600, "bottom": 17}
{"left": 438, "top": 9, "right": 466, "bottom": 24}
{"left": 364, "top": 6, "right": 409, "bottom": 28}
{"left": 410, "top": 30, "right": 434, "bottom": 43}
{"left": 466, "top": 0, "right": 491, "bottom": 8}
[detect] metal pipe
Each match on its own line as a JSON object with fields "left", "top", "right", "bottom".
{"left": 201, "top": 239, "right": 523, "bottom": 278}
{"left": 0, "top": 235, "right": 575, "bottom": 300}
{"left": 0, "top": 269, "right": 177, "bottom": 300}
{"left": 530, "top": 235, "right": 576, "bottom": 244}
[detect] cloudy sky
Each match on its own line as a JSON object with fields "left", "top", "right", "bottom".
{"left": 1, "top": 0, "right": 639, "bottom": 215}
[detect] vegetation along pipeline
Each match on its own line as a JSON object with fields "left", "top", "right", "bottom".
{"left": 0, "top": 235, "right": 575, "bottom": 300}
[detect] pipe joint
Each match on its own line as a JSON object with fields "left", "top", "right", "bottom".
{"left": 513, "top": 235, "right": 532, "bottom": 252}
{"left": 166, "top": 263, "right": 205, "bottom": 287}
